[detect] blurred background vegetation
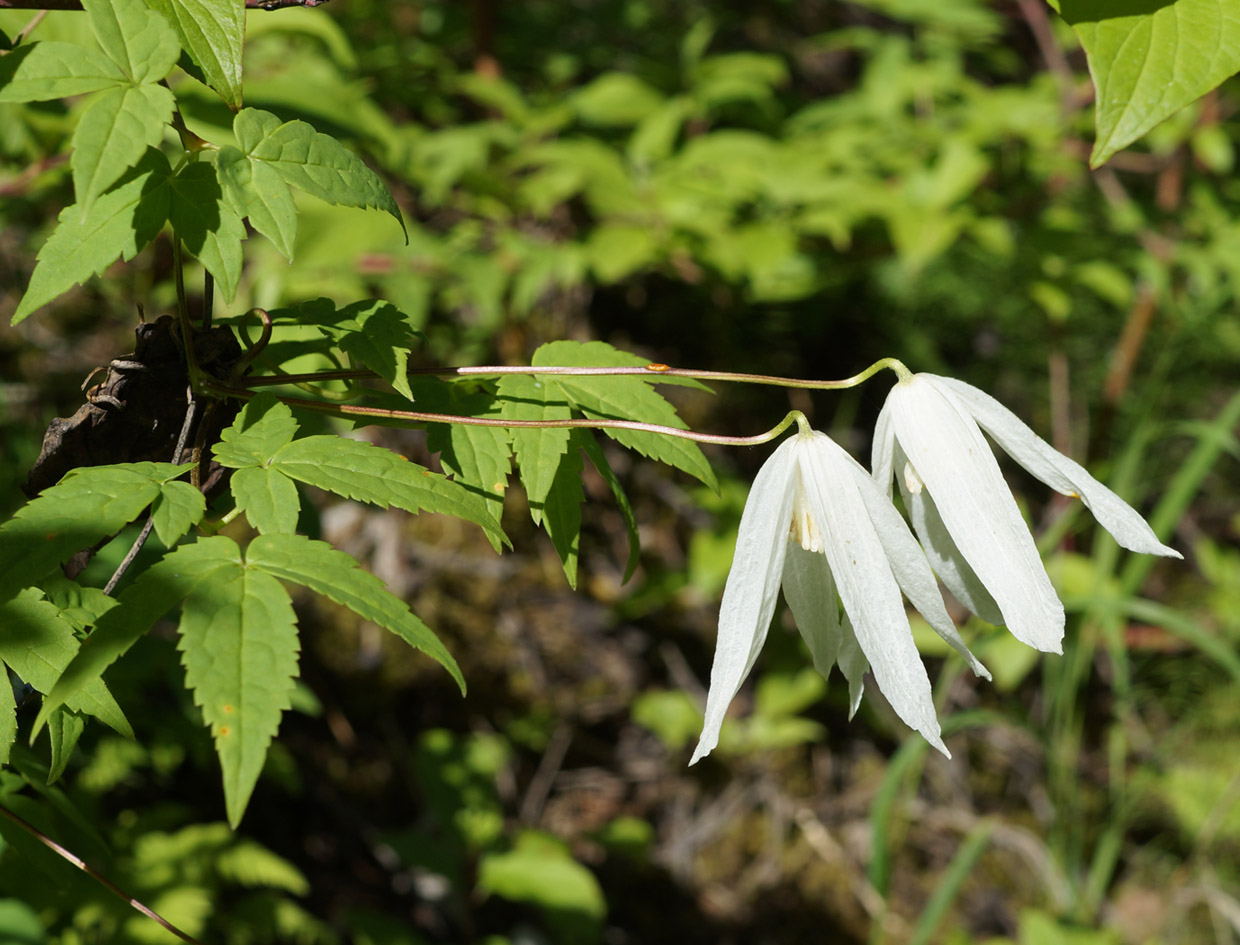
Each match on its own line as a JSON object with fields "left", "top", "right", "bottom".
{"left": 2, "top": 0, "right": 1239, "bottom": 942}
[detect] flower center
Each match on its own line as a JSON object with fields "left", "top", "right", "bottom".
{"left": 789, "top": 479, "right": 824, "bottom": 553}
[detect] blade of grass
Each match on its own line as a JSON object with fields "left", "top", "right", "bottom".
{"left": 908, "top": 820, "right": 994, "bottom": 945}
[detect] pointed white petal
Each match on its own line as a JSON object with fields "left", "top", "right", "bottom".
{"left": 691, "top": 436, "right": 799, "bottom": 764}
{"left": 931, "top": 376, "right": 1182, "bottom": 560}
{"left": 872, "top": 396, "right": 897, "bottom": 496}
{"left": 782, "top": 541, "right": 844, "bottom": 682}
{"left": 888, "top": 378, "right": 1064, "bottom": 654}
{"left": 838, "top": 616, "right": 868, "bottom": 719}
{"left": 798, "top": 434, "right": 948, "bottom": 756}
{"left": 848, "top": 457, "right": 990, "bottom": 680}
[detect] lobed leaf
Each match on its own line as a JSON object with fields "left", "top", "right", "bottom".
{"left": 71, "top": 82, "right": 175, "bottom": 215}
{"left": 0, "top": 589, "right": 132, "bottom": 738}
{"left": 0, "top": 461, "right": 185, "bottom": 603}
{"left": 216, "top": 147, "right": 298, "bottom": 259}
{"left": 1053, "top": 0, "right": 1240, "bottom": 167}
{"left": 32, "top": 537, "right": 240, "bottom": 737}
{"left": 168, "top": 161, "right": 246, "bottom": 302}
{"left": 213, "top": 393, "right": 300, "bottom": 468}
{"left": 270, "top": 435, "right": 508, "bottom": 551}
{"left": 302, "top": 300, "right": 419, "bottom": 401}
{"left": 13, "top": 149, "right": 172, "bottom": 323}
{"left": 496, "top": 373, "right": 572, "bottom": 521}
{"left": 178, "top": 564, "right": 299, "bottom": 827}
{"left": 0, "top": 42, "right": 123, "bottom": 102}
{"left": 247, "top": 533, "right": 464, "bottom": 693}
{"left": 232, "top": 107, "right": 405, "bottom": 238}
{"left": 84, "top": 0, "right": 181, "bottom": 85}
{"left": 146, "top": 0, "right": 245, "bottom": 110}
{"left": 229, "top": 466, "right": 300, "bottom": 535}
{"left": 151, "top": 479, "right": 206, "bottom": 548}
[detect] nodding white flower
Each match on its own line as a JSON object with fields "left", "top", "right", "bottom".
{"left": 872, "top": 374, "right": 1181, "bottom": 655}
{"left": 691, "top": 428, "right": 990, "bottom": 764}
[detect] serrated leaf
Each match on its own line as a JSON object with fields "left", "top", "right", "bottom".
{"left": 33, "top": 537, "right": 239, "bottom": 737}
{"left": 0, "top": 670, "right": 15, "bottom": 766}
{"left": 303, "top": 300, "right": 419, "bottom": 401}
{"left": 577, "top": 431, "right": 641, "bottom": 582}
{"left": 213, "top": 393, "right": 300, "bottom": 468}
{"left": 42, "top": 576, "right": 118, "bottom": 632}
{"left": 216, "top": 146, "right": 297, "bottom": 260}
{"left": 0, "top": 461, "right": 185, "bottom": 603}
{"left": 0, "top": 589, "right": 133, "bottom": 738}
{"left": 532, "top": 341, "right": 717, "bottom": 491}
{"left": 540, "top": 445, "right": 584, "bottom": 588}
{"left": 84, "top": 0, "right": 181, "bottom": 84}
{"left": 215, "top": 840, "right": 309, "bottom": 894}
{"left": 168, "top": 161, "right": 246, "bottom": 301}
{"left": 247, "top": 533, "right": 464, "bottom": 693}
{"left": 269, "top": 435, "right": 508, "bottom": 551}
{"left": 233, "top": 107, "right": 405, "bottom": 239}
{"left": 426, "top": 409, "right": 511, "bottom": 525}
{"left": 1054, "top": 0, "right": 1240, "bottom": 167}
{"left": 230, "top": 466, "right": 300, "bottom": 535}
{"left": 44, "top": 708, "right": 86, "bottom": 784}
{"left": 496, "top": 373, "right": 572, "bottom": 521}
{"left": 178, "top": 562, "right": 298, "bottom": 827}
{"left": 13, "top": 149, "right": 171, "bottom": 323}
{"left": 72, "top": 82, "right": 174, "bottom": 215}
{"left": 146, "top": 0, "right": 245, "bottom": 110}
{"left": 151, "top": 479, "right": 206, "bottom": 547}
{"left": 0, "top": 42, "right": 124, "bottom": 101}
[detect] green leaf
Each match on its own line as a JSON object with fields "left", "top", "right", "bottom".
{"left": 178, "top": 561, "right": 298, "bottom": 827}
{"left": 44, "top": 709, "right": 86, "bottom": 784}
{"left": 0, "top": 461, "right": 185, "bottom": 603}
{"left": 302, "top": 300, "right": 419, "bottom": 401}
{"left": 84, "top": 0, "right": 181, "bottom": 84}
{"left": 0, "top": 41, "right": 124, "bottom": 101}
{"left": 532, "top": 341, "right": 717, "bottom": 491}
{"left": 168, "top": 161, "right": 246, "bottom": 302}
{"left": 32, "top": 537, "right": 239, "bottom": 736}
{"left": 269, "top": 435, "right": 508, "bottom": 551}
{"left": 0, "top": 589, "right": 132, "bottom": 737}
{"left": 539, "top": 445, "right": 584, "bottom": 589}
{"left": 151, "top": 479, "right": 206, "bottom": 548}
{"left": 71, "top": 82, "right": 175, "bottom": 215}
{"left": 42, "top": 575, "right": 118, "bottom": 633}
{"left": 213, "top": 393, "right": 300, "bottom": 468}
{"left": 216, "top": 146, "right": 298, "bottom": 260}
{"left": 232, "top": 107, "right": 405, "bottom": 238}
{"left": 477, "top": 831, "right": 606, "bottom": 939}
{"left": 145, "top": 0, "right": 245, "bottom": 109}
{"left": 1053, "top": 0, "right": 1240, "bottom": 167}
{"left": 578, "top": 431, "right": 640, "bottom": 582}
{"left": 229, "top": 466, "right": 300, "bottom": 535}
{"left": 0, "top": 670, "right": 15, "bottom": 766}
{"left": 247, "top": 533, "right": 464, "bottom": 693}
{"left": 13, "top": 149, "right": 171, "bottom": 323}
{"left": 496, "top": 373, "right": 572, "bottom": 520}
{"left": 424, "top": 392, "right": 512, "bottom": 525}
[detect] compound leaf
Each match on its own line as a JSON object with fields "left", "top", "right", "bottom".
{"left": 146, "top": 0, "right": 245, "bottom": 109}
{"left": 0, "top": 461, "right": 185, "bottom": 603}
{"left": 14, "top": 149, "right": 171, "bottom": 323}
{"left": 578, "top": 431, "right": 641, "bottom": 581}
{"left": 270, "top": 435, "right": 508, "bottom": 551}
{"left": 84, "top": 0, "right": 181, "bottom": 84}
{"left": 151, "top": 479, "right": 206, "bottom": 548}
{"left": 217, "top": 146, "right": 297, "bottom": 259}
{"left": 540, "top": 445, "right": 584, "bottom": 588}
{"left": 232, "top": 107, "right": 405, "bottom": 238}
{"left": 1053, "top": 0, "right": 1240, "bottom": 166}
{"left": 229, "top": 466, "right": 300, "bottom": 535}
{"left": 247, "top": 533, "right": 464, "bottom": 693}
{"left": 178, "top": 561, "right": 298, "bottom": 827}
{"left": 0, "top": 589, "right": 131, "bottom": 738}
{"left": 168, "top": 161, "right": 246, "bottom": 302}
{"left": 496, "top": 373, "right": 572, "bottom": 521}
{"left": 302, "top": 300, "right": 419, "bottom": 401}
{"left": 0, "top": 42, "right": 123, "bottom": 101}
{"left": 532, "top": 341, "right": 717, "bottom": 491}
{"left": 213, "top": 393, "right": 300, "bottom": 468}
{"left": 32, "top": 537, "right": 240, "bottom": 737}
{"left": 71, "top": 82, "right": 175, "bottom": 216}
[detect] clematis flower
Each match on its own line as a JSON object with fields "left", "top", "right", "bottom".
{"left": 872, "top": 373, "right": 1181, "bottom": 655}
{"left": 691, "top": 427, "right": 990, "bottom": 764}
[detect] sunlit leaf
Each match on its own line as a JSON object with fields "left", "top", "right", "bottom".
{"left": 229, "top": 466, "right": 300, "bottom": 535}
{"left": 496, "top": 373, "right": 572, "bottom": 520}
{"left": 217, "top": 145, "right": 298, "bottom": 259}
{"left": 168, "top": 161, "right": 246, "bottom": 302}
{"left": 0, "top": 42, "right": 123, "bottom": 101}
{"left": 247, "top": 533, "right": 464, "bottom": 692}
{"left": 84, "top": 0, "right": 181, "bottom": 84}
{"left": 151, "top": 479, "right": 206, "bottom": 548}
{"left": 301, "top": 299, "right": 420, "bottom": 401}
{"left": 146, "top": 0, "right": 245, "bottom": 109}
{"left": 213, "top": 393, "right": 300, "bottom": 468}
{"left": 539, "top": 445, "right": 584, "bottom": 588}
{"left": 71, "top": 82, "right": 174, "bottom": 215}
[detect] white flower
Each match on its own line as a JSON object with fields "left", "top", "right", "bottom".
{"left": 872, "top": 374, "right": 1181, "bottom": 654}
{"left": 691, "top": 429, "right": 990, "bottom": 764}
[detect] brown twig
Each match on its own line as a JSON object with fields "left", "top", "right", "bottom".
{"left": 0, "top": 0, "right": 328, "bottom": 8}
{"left": 0, "top": 803, "right": 208, "bottom": 945}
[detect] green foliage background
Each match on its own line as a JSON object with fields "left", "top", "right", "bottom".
{"left": 2, "top": 0, "right": 1240, "bottom": 943}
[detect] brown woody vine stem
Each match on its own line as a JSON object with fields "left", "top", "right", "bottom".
{"left": 0, "top": 0, "right": 328, "bottom": 8}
